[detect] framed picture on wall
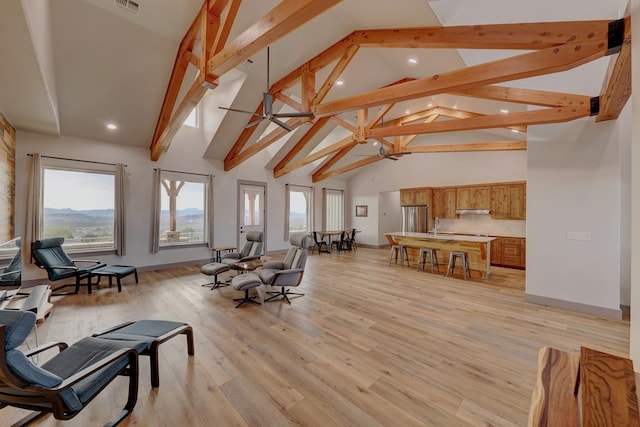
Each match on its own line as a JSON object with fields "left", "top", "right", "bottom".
{"left": 355, "top": 205, "right": 368, "bottom": 217}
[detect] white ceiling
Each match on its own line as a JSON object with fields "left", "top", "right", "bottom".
{"left": 0, "top": 0, "right": 629, "bottom": 177}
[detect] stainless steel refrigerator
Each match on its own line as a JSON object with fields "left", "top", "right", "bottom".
{"left": 402, "top": 205, "right": 428, "bottom": 233}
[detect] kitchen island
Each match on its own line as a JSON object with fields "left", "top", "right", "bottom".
{"left": 385, "top": 232, "right": 497, "bottom": 278}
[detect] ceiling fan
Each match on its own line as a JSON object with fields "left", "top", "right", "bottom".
{"left": 219, "top": 47, "right": 313, "bottom": 132}
{"left": 377, "top": 145, "right": 412, "bottom": 161}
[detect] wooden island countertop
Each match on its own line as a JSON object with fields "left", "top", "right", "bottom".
{"left": 385, "top": 232, "right": 497, "bottom": 278}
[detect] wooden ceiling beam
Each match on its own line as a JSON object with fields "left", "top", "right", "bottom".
{"left": 312, "top": 142, "right": 362, "bottom": 180}
{"left": 224, "top": 118, "right": 303, "bottom": 170}
{"left": 368, "top": 106, "right": 591, "bottom": 139}
{"left": 276, "top": 134, "right": 355, "bottom": 177}
{"left": 313, "top": 44, "right": 360, "bottom": 105}
{"left": 350, "top": 21, "right": 611, "bottom": 50}
{"left": 408, "top": 140, "right": 527, "bottom": 153}
{"left": 312, "top": 154, "right": 381, "bottom": 182}
{"left": 452, "top": 85, "right": 592, "bottom": 108}
{"left": 434, "top": 106, "right": 527, "bottom": 133}
{"left": 313, "top": 40, "right": 608, "bottom": 117}
{"left": 312, "top": 140, "right": 527, "bottom": 182}
{"left": 273, "top": 117, "right": 332, "bottom": 177}
{"left": 206, "top": 0, "right": 342, "bottom": 80}
{"left": 151, "top": 74, "right": 209, "bottom": 160}
{"left": 597, "top": 16, "right": 631, "bottom": 122}
{"left": 150, "top": 5, "right": 207, "bottom": 160}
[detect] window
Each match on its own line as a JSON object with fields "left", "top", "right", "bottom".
{"left": 183, "top": 107, "right": 197, "bottom": 128}
{"left": 41, "top": 167, "right": 116, "bottom": 251}
{"left": 323, "top": 188, "right": 344, "bottom": 230}
{"left": 158, "top": 171, "right": 209, "bottom": 247}
{"left": 285, "top": 184, "right": 313, "bottom": 239}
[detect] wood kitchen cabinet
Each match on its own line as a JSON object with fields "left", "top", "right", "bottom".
{"left": 499, "top": 237, "right": 526, "bottom": 268}
{"left": 432, "top": 188, "right": 456, "bottom": 219}
{"left": 491, "top": 182, "right": 526, "bottom": 220}
{"left": 400, "top": 188, "right": 432, "bottom": 206}
{"left": 490, "top": 237, "right": 502, "bottom": 265}
{"left": 400, "top": 189, "right": 416, "bottom": 206}
{"left": 456, "top": 186, "right": 491, "bottom": 210}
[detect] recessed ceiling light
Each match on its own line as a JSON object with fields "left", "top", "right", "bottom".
{"left": 453, "top": 105, "right": 458, "bottom": 109}
{"left": 106, "top": 123, "right": 118, "bottom": 130}
{"left": 405, "top": 110, "right": 410, "bottom": 114}
{"left": 408, "top": 58, "right": 418, "bottom": 64}
{"left": 512, "top": 129, "right": 519, "bottom": 133}
{"left": 427, "top": 103, "right": 433, "bottom": 107}
{"left": 373, "top": 141, "right": 379, "bottom": 146}
{"left": 500, "top": 109, "right": 509, "bottom": 113}
{"left": 336, "top": 80, "right": 344, "bottom": 86}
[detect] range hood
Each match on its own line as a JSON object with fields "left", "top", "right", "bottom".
{"left": 456, "top": 209, "right": 490, "bottom": 215}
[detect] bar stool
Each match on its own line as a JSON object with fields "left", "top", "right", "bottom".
{"left": 389, "top": 244, "right": 410, "bottom": 268}
{"left": 417, "top": 247, "right": 439, "bottom": 273}
{"left": 446, "top": 251, "right": 470, "bottom": 280}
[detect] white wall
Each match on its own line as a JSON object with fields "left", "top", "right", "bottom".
{"left": 15, "top": 123, "right": 346, "bottom": 282}
{"left": 525, "top": 104, "right": 630, "bottom": 318}
{"left": 378, "top": 191, "right": 401, "bottom": 246}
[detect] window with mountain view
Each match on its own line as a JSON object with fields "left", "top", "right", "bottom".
{"left": 42, "top": 168, "right": 116, "bottom": 250}
{"left": 285, "top": 184, "right": 312, "bottom": 240}
{"left": 159, "top": 173, "right": 207, "bottom": 246}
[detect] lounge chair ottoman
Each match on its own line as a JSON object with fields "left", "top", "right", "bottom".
{"left": 200, "top": 262, "right": 231, "bottom": 289}
{"left": 231, "top": 274, "right": 262, "bottom": 308}
{"left": 93, "top": 319, "right": 194, "bottom": 387}
{"left": 90, "top": 264, "right": 138, "bottom": 293}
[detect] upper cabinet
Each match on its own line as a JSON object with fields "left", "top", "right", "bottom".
{"left": 400, "top": 188, "right": 431, "bottom": 206}
{"left": 432, "top": 188, "right": 456, "bottom": 219}
{"left": 401, "top": 181, "right": 525, "bottom": 221}
{"left": 456, "top": 186, "right": 490, "bottom": 210}
{"left": 491, "top": 183, "right": 526, "bottom": 220}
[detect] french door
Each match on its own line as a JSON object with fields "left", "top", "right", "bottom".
{"left": 237, "top": 181, "right": 266, "bottom": 252}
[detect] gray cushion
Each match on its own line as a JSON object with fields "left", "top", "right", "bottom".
{"left": 231, "top": 274, "right": 261, "bottom": 291}
{"left": 0, "top": 310, "right": 36, "bottom": 350}
{"left": 200, "top": 263, "right": 230, "bottom": 275}
{"left": 258, "top": 269, "right": 278, "bottom": 286}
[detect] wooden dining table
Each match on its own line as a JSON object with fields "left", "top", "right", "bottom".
{"left": 317, "top": 230, "right": 345, "bottom": 253}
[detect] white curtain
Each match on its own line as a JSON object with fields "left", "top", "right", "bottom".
{"left": 115, "top": 163, "right": 126, "bottom": 256}
{"left": 207, "top": 174, "right": 214, "bottom": 249}
{"left": 150, "top": 168, "right": 161, "bottom": 253}
{"left": 25, "top": 153, "right": 42, "bottom": 262}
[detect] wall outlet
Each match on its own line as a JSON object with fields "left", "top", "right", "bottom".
{"left": 567, "top": 231, "right": 592, "bottom": 241}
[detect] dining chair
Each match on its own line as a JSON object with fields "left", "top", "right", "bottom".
{"left": 311, "top": 231, "right": 328, "bottom": 254}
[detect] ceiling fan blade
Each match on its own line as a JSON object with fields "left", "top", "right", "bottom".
{"left": 384, "top": 155, "right": 399, "bottom": 161}
{"left": 219, "top": 106, "right": 263, "bottom": 118}
{"left": 270, "top": 117, "right": 293, "bottom": 132}
{"left": 273, "top": 111, "right": 314, "bottom": 118}
{"left": 263, "top": 92, "right": 273, "bottom": 116}
{"left": 245, "top": 117, "right": 266, "bottom": 129}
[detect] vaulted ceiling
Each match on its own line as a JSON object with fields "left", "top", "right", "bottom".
{"left": 0, "top": 0, "right": 631, "bottom": 182}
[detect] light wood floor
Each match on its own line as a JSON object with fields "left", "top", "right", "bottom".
{"left": 4, "top": 247, "right": 630, "bottom": 426}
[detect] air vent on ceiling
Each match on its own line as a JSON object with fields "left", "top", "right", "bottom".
{"left": 114, "top": 0, "right": 140, "bottom": 15}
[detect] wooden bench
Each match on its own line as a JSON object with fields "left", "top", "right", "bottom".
{"left": 529, "top": 346, "right": 639, "bottom": 426}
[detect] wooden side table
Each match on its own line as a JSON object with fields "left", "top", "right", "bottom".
{"left": 212, "top": 246, "right": 236, "bottom": 262}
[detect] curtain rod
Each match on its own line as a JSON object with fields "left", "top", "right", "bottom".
{"left": 27, "top": 153, "right": 127, "bottom": 167}
{"left": 323, "top": 187, "right": 343, "bottom": 192}
{"left": 154, "top": 168, "right": 212, "bottom": 178}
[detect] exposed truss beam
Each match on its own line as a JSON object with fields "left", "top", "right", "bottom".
{"left": 151, "top": 0, "right": 342, "bottom": 161}
{"left": 597, "top": 16, "right": 631, "bottom": 121}
{"left": 311, "top": 141, "right": 527, "bottom": 182}
{"left": 313, "top": 40, "right": 608, "bottom": 117}
{"left": 206, "top": 0, "right": 342, "bottom": 80}
{"left": 368, "top": 106, "right": 590, "bottom": 139}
